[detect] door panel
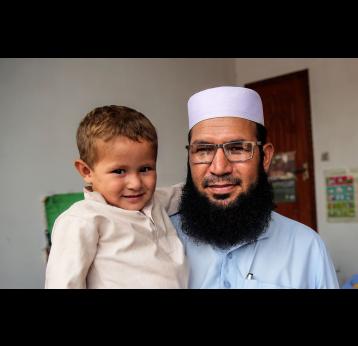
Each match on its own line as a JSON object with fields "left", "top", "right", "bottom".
{"left": 246, "top": 70, "right": 317, "bottom": 231}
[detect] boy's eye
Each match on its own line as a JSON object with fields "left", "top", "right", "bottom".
{"left": 112, "top": 169, "right": 125, "bottom": 175}
{"left": 140, "top": 166, "right": 153, "bottom": 173}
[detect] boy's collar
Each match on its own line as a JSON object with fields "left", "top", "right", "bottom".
{"left": 83, "top": 186, "right": 154, "bottom": 220}
{"left": 141, "top": 198, "right": 154, "bottom": 222}
{"left": 83, "top": 186, "right": 107, "bottom": 204}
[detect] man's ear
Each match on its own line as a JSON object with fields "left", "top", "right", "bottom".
{"left": 74, "top": 159, "right": 93, "bottom": 184}
{"left": 262, "top": 143, "right": 274, "bottom": 173}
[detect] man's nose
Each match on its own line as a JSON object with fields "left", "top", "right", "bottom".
{"left": 209, "top": 148, "right": 233, "bottom": 176}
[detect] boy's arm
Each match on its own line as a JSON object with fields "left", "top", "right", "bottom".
{"left": 45, "top": 214, "right": 99, "bottom": 289}
{"left": 155, "top": 182, "right": 184, "bottom": 216}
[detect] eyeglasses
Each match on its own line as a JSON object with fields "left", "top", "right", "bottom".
{"left": 186, "top": 140, "right": 262, "bottom": 164}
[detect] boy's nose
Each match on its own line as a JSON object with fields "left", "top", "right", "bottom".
{"left": 127, "top": 174, "right": 142, "bottom": 190}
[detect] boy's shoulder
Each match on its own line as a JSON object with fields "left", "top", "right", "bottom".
{"left": 154, "top": 183, "right": 183, "bottom": 200}
{"left": 57, "top": 198, "right": 106, "bottom": 221}
{"left": 154, "top": 183, "right": 184, "bottom": 216}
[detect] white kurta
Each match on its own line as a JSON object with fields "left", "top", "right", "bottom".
{"left": 45, "top": 186, "right": 188, "bottom": 289}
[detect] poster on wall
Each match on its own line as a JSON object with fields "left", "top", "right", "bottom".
{"left": 269, "top": 151, "right": 296, "bottom": 203}
{"left": 325, "top": 168, "right": 358, "bottom": 223}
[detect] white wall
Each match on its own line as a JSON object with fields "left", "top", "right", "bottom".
{"left": 235, "top": 58, "right": 358, "bottom": 285}
{"left": 0, "top": 58, "right": 235, "bottom": 288}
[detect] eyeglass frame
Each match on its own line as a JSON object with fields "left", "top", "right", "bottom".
{"left": 185, "top": 140, "right": 262, "bottom": 164}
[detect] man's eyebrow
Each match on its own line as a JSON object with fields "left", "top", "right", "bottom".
{"left": 191, "top": 140, "right": 213, "bottom": 145}
{"left": 191, "top": 139, "right": 247, "bottom": 145}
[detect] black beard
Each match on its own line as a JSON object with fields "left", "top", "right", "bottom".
{"left": 179, "top": 163, "right": 275, "bottom": 249}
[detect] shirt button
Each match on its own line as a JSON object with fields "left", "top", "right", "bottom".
{"left": 223, "top": 280, "right": 231, "bottom": 288}
{"left": 227, "top": 253, "right": 233, "bottom": 259}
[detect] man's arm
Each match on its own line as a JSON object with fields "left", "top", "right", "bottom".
{"left": 315, "top": 237, "right": 340, "bottom": 289}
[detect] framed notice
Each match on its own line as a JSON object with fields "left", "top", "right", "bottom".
{"left": 269, "top": 151, "right": 296, "bottom": 203}
{"left": 325, "top": 168, "right": 358, "bottom": 223}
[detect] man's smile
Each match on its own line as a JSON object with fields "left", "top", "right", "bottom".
{"left": 207, "top": 184, "right": 236, "bottom": 194}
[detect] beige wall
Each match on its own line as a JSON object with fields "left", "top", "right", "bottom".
{"left": 0, "top": 58, "right": 235, "bottom": 288}
{"left": 235, "top": 58, "right": 358, "bottom": 284}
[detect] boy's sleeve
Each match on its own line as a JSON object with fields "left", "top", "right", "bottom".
{"left": 45, "top": 213, "right": 99, "bottom": 289}
{"left": 155, "top": 182, "right": 184, "bottom": 216}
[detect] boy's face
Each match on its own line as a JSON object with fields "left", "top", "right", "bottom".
{"left": 84, "top": 136, "right": 157, "bottom": 211}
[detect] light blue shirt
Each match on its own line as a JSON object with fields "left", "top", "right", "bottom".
{"left": 171, "top": 211, "right": 339, "bottom": 289}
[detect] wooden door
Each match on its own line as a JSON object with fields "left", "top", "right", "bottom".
{"left": 246, "top": 70, "right": 317, "bottom": 231}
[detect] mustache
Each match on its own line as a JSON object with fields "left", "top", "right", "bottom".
{"left": 202, "top": 174, "right": 242, "bottom": 188}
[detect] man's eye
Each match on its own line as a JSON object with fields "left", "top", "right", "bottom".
{"left": 227, "top": 143, "right": 252, "bottom": 152}
{"left": 227, "top": 145, "right": 245, "bottom": 152}
{"left": 196, "top": 146, "right": 214, "bottom": 153}
{"left": 112, "top": 169, "right": 125, "bottom": 175}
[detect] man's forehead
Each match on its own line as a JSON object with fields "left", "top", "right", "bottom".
{"left": 190, "top": 116, "right": 257, "bottom": 141}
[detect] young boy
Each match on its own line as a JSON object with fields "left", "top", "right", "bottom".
{"left": 45, "top": 105, "right": 188, "bottom": 288}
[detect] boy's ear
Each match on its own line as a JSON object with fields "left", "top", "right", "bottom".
{"left": 74, "top": 159, "right": 93, "bottom": 184}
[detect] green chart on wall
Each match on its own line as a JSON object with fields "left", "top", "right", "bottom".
{"left": 325, "top": 168, "right": 358, "bottom": 223}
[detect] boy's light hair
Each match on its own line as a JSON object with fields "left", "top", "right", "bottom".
{"left": 76, "top": 105, "right": 158, "bottom": 168}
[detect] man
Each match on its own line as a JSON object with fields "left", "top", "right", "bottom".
{"left": 171, "top": 86, "right": 339, "bottom": 288}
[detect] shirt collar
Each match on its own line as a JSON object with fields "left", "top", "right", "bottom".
{"left": 83, "top": 186, "right": 108, "bottom": 204}
{"left": 141, "top": 198, "right": 154, "bottom": 221}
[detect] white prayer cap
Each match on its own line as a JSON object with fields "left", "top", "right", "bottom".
{"left": 187, "top": 86, "right": 264, "bottom": 130}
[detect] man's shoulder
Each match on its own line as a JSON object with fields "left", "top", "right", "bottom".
{"left": 169, "top": 212, "right": 190, "bottom": 245}
{"left": 270, "top": 211, "right": 321, "bottom": 242}
{"left": 271, "top": 211, "right": 315, "bottom": 230}
{"left": 170, "top": 212, "right": 185, "bottom": 231}
{"left": 169, "top": 212, "right": 182, "bottom": 231}
{"left": 170, "top": 212, "right": 181, "bottom": 220}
